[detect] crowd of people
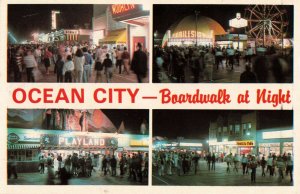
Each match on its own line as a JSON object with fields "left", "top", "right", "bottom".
{"left": 8, "top": 151, "right": 148, "bottom": 185}
{"left": 8, "top": 42, "right": 149, "bottom": 83}
{"left": 153, "top": 44, "right": 293, "bottom": 83}
{"left": 152, "top": 150, "right": 293, "bottom": 184}
{"left": 42, "top": 151, "right": 148, "bottom": 184}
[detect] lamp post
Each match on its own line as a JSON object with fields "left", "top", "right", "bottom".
{"left": 229, "top": 13, "right": 248, "bottom": 51}
{"left": 195, "top": 11, "right": 200, "bottom": 46}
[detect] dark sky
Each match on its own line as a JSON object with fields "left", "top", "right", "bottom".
{"left": 153, "top": 110, "right": 293, "bottom": 139}
{"left": 102, "top": 109, "right": 149, "bottom": 134}
{"left": 154, "top": 4, "right": 294, "bottom": 38}
{"left": 8, "top": 4, "right": 93, "bottom": 41}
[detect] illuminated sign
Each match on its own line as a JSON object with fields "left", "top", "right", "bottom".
{"left": 64, "top": 30, "right": 79, "bottom": 35}
{"left": 41, "top": 134, "right": 117, "bottom": 148}
{"left": 180, "top": 143, "right": 203, "bottom": 147}
{"left": 236, "top": 140, "right": 254, "bottom": 147}
{"left": 172, "top": 31, "right": 213, "bottom": 39}
{"left": 130, "top": 139, "right": 148, "bottom": 147}
{"left": 51, "top": 10, "right": 60, "bottom": 30}
{"left": 259, "top": 143, "right": 280, "bottom": 147}
{"left": 262, "top": 130, "right": 293, "bottom": 139}
{"left": 111, "top": 4, "right": 136, "bottom": 15}
{"left": 8, "top": 133, "right": 20, "bottom": 143}
{"left": 229, "top": 13, "right": 247, "bottom": 28}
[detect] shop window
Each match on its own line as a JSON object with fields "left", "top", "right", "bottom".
{"left": 229, "top": 125, "right": 233, "bottom": 135}
{"left": 248, "top": 123, "right": 252, "bottom": 129}
{"left": 283, "top": 142, "right": 293, "bottom": 155}
{"left": 235, "top": 124, "right": 240, "bottom": 135}
{"left": 223, "top": 127, "right": 228, "bottom": 136}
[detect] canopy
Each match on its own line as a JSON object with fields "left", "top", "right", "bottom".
{"left": 99, "top": 29, "right": 127, "bottom": 44}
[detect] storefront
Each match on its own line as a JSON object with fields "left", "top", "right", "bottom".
{"left": 153, "top": 139, "right": 204, "bottom": 153}
{"left": 110, "top": 4, "right": 150, "bottom": 57}
{"left": 256, "top": 127, "right": 293, "bottom": 156}
{"left": 209, "top": 140, "right": 255, "bottom": 155}
{"left": 37, "top": 29, "right": 92, "bottom": 44}
{"left": 215, "top": 34, "right": 248, "bottom": 51}
{"left": 162, "top": 15, "right": 226, "bottom": 47}
{"left": 7, "top": 128, "right": 148, "bottom": 172}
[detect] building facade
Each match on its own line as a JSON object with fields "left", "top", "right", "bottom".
{"left": 208, "top": 111, "right": 293, "bottom": 156}
{"left": 7, "top": 128, "right": 148, "bottom": 173}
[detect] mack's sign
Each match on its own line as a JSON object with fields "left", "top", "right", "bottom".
{"left": 41, "top": 134, "right": 117, "bottom": 148}
{"left": 236, "top": 140, "right": 254, "bottom": 146}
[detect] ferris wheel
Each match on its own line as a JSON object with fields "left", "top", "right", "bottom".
{"left": 244, "top": 5, "right": 289, "bottom": 46}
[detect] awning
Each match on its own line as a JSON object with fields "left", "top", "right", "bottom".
{"left": 99, "top": 29, "right": 127, "bottom": 44}
{"left": 122, "top": 147, "right": 148, "bottom": 151}
{"left": 8, "top": 144, "right": 40, "bottom": 150}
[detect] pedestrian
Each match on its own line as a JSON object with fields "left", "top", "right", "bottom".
{"left": 225, "top": 153, "right": 233, "bottom": 173}
{"left": 34, "top": 46, "right": 42, "bottom": 66}
{"left": 13, "top": 47, "right": 23, "bottom": 82}
{"left": 103, "top": 53, "right": 113, "bottom": 83}
{"left": 94, "top": 57, "right": 104, "bottom": 82}
{"left": 240, "top": 65, "right": 257, "bottom": 83}
{"left": 207, "top": 152, "right": 212, "bottom": 171}
{"left": 116, "top": 47, "right": 123, "bottom": 74}
{"left": 260, "top": 156, "right": 267, "bottom": 177}
{"left": 44, "top": 47, "right": 53, "bottom": 75}
{"left": 193, "top": 153, "right": 200, "bottom": 174}
{"left": 286, "top": 153, "right": 293, "bottom": 182}
{"left": 241, "top": 154, "right": 248, "bottom": 175}
{"left": 120, "top": 155, "right": 127, "bottom": 177}
{"left": 110, "top": 155, "right": 117, "bottom": 176}
{"left": 55, "top": 55, "right": 64, "bottom": 82}
{"left": 267, "top": 155, "right": 273, "bottom": 176}
{"left": 249, "top": 156, "right": 257, "bottom": 183}
{"left": 102, "top": 155, "right": 108, "bottom": 176}
{"left": 62, "top": 55, "right": 74, "bottom": 83}
{"left": 122, "top": 47, "right": 130, "bottom": 75}
{"left": 277, "top": 156, "right": 285, "bottom": 182}
{"left": 131, "top": 42, "right": 148, "bottom": 83}
{"left": 74, "top": 48, "right": 85, "bottom": 83}
{"left": 211, "top": 153, "right": 216, "bottom": 171}
{"left": 8, "top": 156, "right": 18, "bottom": 179}
{"left": 82, "top": 47, "right": 93, "bottom": 83}
{"left": 39, "top": 155, "right": 45, "bottom": 174}
{"left": 23, "top": 49, "right": 37, "bottom": 82}
{"left": 85, "top": 155, "right": 93, "bottom": 177}
{"left": 233, "top": 154, "right": 239, "bottom": 173}
{"left": 204, "top": 48, "right": 215, "bottom": 82}
{"left": 59, "top": 167, "right": 71, "bottom": 185}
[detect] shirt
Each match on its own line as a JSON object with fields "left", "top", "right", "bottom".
{"left": 63, "top": 60, "right": 74, "bottom": 75}
{"left": 23, "top": 55, "right": 37, "bottom": 68}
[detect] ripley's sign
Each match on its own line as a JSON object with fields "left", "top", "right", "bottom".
{"left": 41, "top": 134, "right": 118, "bottom": 148}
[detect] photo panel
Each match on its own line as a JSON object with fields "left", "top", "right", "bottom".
{"left": 7, "top": 109, "right": 149, "bottom": 185}
{"left": 153, "top": 4, "right": 293, "bottom": 83}
{"left": 8, "top": 4, "right": 150, "bottom": 83}
{"left": 152, "top": 110, "right": 293, "bottom": 186}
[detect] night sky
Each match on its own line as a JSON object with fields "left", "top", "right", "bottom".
{"left": 154, "top": 4, "right": 294, "bottom": 38}
{"left": 153, "top": 110, "right": 293, "bottom": 139}
{"left": 8, "top": 4, "right": 93, "bottom": 41}
{"left": 102, "top": 109, "right": 149, "bottom": 134}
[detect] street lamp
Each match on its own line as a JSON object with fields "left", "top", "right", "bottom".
{"left": 229, "top": 13, "right": 248, "bottom": 51}
{"left": 195, "top": 11, "right": 200, "bottom": 46}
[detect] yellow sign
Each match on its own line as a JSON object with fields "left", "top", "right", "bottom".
{"left": 172, "top": 30, "right": 213, "bottom": 39}
{"left": 236, "top": 140, "right": 254, "bottom": 146}
{"left": 130, "top": 139, "right": 148, "bottom": 147}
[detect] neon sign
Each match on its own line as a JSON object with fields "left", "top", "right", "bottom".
{"left": 111, "top": 4, "right": 136, "bottom": 15}
{"left": 172, "top": 30, "right": 213, "bottom": 39}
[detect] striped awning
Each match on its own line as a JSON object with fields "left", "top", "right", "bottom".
{"left": 99, "top": 29, "right": 127, "bottom": 44}
{"left": 8, "top": 144, "right": 40, "bottom": 150}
